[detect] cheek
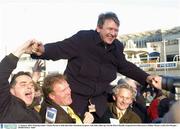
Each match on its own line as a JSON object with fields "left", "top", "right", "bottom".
{"left": 128, "top": 100, "right": 133, "bottom": 104}
{"left": 10, "top": 88, "right": 15, "bottom": 95}
{"left": 116, "top": 99, "right": 122, "bottom": 105}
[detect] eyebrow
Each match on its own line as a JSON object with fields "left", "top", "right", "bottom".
{"left": 19, "top": 81, "right": 33, "bottom": 84}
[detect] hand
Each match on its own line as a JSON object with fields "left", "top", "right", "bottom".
{"left": 31, "top": 39, "right": 45, "bottom": 56}
{"left": 83, "top": 112, "right": 94, "bottom": 124}
{"left": 32, "top": 60, "right": 44, "bottom": 82}
{"left": 146, "top": 75, "right": 162, "bottom": 90}
{"left": 12, "top": 40, "right": 34, "bottom": 58}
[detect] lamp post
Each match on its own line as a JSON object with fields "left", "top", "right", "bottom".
{"left": 163, "top": 40, "right": 167, "bottom": 75}
{"left": 178, "top": 38, "right": 180, "bottom": 61}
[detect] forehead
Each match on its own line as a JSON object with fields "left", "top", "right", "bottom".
{"left": 117, "top": 88, "right": 132, "bottom": 96}
{"left": 103, "top": 19, "right": 119, "bottom": 27}
{"left": 15, "top": 75, "right": 33, "bottom": 83}
{"left": 53, "top": 80, "right": 68, "bottom": 90}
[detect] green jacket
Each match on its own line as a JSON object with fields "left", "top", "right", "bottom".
{"left": 108, "top": 103, "right": 142, "bottom": 123}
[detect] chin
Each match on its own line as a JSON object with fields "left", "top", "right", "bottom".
{"left": 106, "top": 41, "right": 113, "bottom": 44}
{"left": 26, "top": 102, "right": 32, "bottom": 106}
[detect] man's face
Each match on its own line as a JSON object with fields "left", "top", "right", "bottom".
{"left": 113, "top": 88, "right": 133, "bottom": 110}
{"left": 10, "top": 75, "right": 35, "bottom": 106}
{"left": 49, "top": 80, "right": 72, "bottom": 106}
{"left": 96, "top": 19, "right": 119, "bottom": 45}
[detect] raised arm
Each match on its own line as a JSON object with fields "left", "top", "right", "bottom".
{"left": 0, "top": 40, "right": 34, "bottom": 108}
{"left": 32, "top": 60, "right": 44, "bottom": 82}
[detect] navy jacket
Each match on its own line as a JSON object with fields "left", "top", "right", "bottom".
{"left": 32, "top": 30, "right": 149, "bottom": 117}
{"left": 0, "top": 54, "right": 42, "bottom": 123}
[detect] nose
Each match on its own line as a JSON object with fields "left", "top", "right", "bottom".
{"left": 67, "top": 87, "right": 71, "bottom": 94}
{"left": 27, "top": 84, "right": 33, "bottom": 90}
{"left": 110, "top": 29, "right": 118, "bottom": 37}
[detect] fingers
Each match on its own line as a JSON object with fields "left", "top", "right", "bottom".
{"left": 147, "top": 75, "right": 162, "bottom": 90}
{"left": 28, "top": 39, "right": 44, "bottom": 56}
{"left": 83, "top": 112, "right": 94, "bottom": 124}
{"left": 31, "top": 40, "right": 42, "bottom": 52}
{"left": 33, "top": 60, "right": 44, "bottom": 72}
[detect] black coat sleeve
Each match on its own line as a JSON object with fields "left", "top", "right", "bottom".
{"left": 0, "top": 54, "right": 19, "bottom": 112}
{"left": 116, "top": 42, "right": 149, "bottom": 86}
{"left": 31, "top": 31, "right": 83, "bottom": 61}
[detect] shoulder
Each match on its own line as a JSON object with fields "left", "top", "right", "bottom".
{"left": 113, "top": 39, "right": 124, "bottom": 49}
{"left": 126, "top": 108, "right": 139, "bottom": 117}
{"left": 128, "top": 109, "right": 142, "bottom": 120}
{"left": 73, "top": 30, "right": 101, "bottom": 45}
{"left": 70, "top": 30, "right": 95, "bottom": 42}
{"left": 76, "top": 30, "right": 96, "bottom": 37}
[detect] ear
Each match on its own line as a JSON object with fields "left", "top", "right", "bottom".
{"left": 96, "top": 26, "right": 101, "bottom": 33}
{"left": 48, "top": 93, "right": 55, "bottom": 100}
{"left": 10, "top": 88, "right": 15, "bottom": 95}
{"left": 112, "top": 95, "right": 116, "bottom": 101}
{"left": 129, "top": 99, "right": 133, "bottom": 105}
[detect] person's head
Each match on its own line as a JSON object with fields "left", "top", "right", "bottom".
{"left": 112, "top": 83, "right": 136, "bottom": 110}
{"left": 42, "top": 73, "right": 72, "bottom": 106}
{"left": 162, "top": 100, "right": 180, "bottom": 123}
{"left": 158, "top": 98, "right": 171, "bottom": 117}
{"left": 96, "top": 12, "right": 120, "bottom": 45}
{"left": 10, "top": 71, "right": 35, "bottom": 106}
{"left": 118, "top": 78, "right": 139, "bottom": 97}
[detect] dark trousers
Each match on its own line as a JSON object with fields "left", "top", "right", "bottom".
{"left": 93, "top": 108, "right": 113, "bottom": 123}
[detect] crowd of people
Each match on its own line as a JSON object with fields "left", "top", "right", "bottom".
{"left": 0, "top": 12, "right": 179, "bottom": 124}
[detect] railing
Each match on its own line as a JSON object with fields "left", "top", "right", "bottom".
{"left": 137, "top": 61, "right": 180, "bottom": 71}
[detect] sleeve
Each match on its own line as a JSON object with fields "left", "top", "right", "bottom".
{"left": 116, "top": 42, "right": 149, "bottom": 86}
{"left": 31, "top": 31, "right": 83, "bottom": 61}
{"left": 0, "top": 54, "right": 19, "bottom": 110}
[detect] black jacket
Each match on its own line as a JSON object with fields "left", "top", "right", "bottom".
{"left": 32, "top": 30, "right": 149, "bottom": 117}
{"left": 0, "top": 54, "right": 42, "bottom": 123}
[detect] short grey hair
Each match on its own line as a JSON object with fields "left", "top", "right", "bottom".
{"left": 112, "top": 83, "right": 136, "bottom": 100}
{"left": 97, "top": 12, "right": 120, "bottom": 28}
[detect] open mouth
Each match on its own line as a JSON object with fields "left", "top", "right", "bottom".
{"left": 25, "top": 92, "right": 33, "bottom": 99}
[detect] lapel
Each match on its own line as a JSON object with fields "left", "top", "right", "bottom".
{"left": 45, "top": 98, "right": 76, "bottom": 123}
{"left": 120, "top": 108, "right": 130, "bottom": 123}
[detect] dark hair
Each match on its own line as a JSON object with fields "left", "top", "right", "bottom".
{"left": 10, "top": 71, "right": 32, "bottom": 87}
{"left": 158, "top": 98, "right": 172, "bottom": 117}
{"left": 42, "top": 73, "right": 67, "bottom": 99}
{"left": 97, "top": 12, "right": 120, "bottom": 28}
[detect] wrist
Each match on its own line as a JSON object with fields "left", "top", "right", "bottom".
{"left": 12, "top": 49, "right": 24, "bottom": 58}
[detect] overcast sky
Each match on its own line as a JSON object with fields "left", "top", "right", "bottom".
{"left": 0, "top": 0, "right": 180, "bottom": 59}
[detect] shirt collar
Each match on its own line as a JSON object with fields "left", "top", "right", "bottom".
{"left": 116, "top": 107, "right": 126, "bottom": 115}
{"left": 60, "top": 106, "right": 68, "bottom": 112}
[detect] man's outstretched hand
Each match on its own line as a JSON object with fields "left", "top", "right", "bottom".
{"left": 146, "top": 75, "right": 162, "bottom": 90}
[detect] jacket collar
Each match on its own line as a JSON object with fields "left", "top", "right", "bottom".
{"left": 13, "top": 95, "right": 28, "bottom": 109}
{"left": 93, "top": 30, "right": 116, "bottom": 51}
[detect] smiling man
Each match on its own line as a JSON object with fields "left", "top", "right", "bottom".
{"left": 29, "top": 12, "right": 162, "bottom": 123}
{"left": 109, "top": 83, "right": 142, "bottom": 123}
{"left": 39, "top": 73, "right": 94, "bottom": 123}
{"left": 0, "top": 41, "right": 42, "bottom": 123}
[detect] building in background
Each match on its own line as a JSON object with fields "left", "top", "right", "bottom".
{"left": 118, "top": 26, "right": 180, "bottom": 76}
{"left": 119, "top": 26, "right": 180, "bottom": 63}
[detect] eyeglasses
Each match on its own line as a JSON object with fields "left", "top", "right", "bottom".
{"left": 117, "top": 96, "right": 132, "bottom": 101}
